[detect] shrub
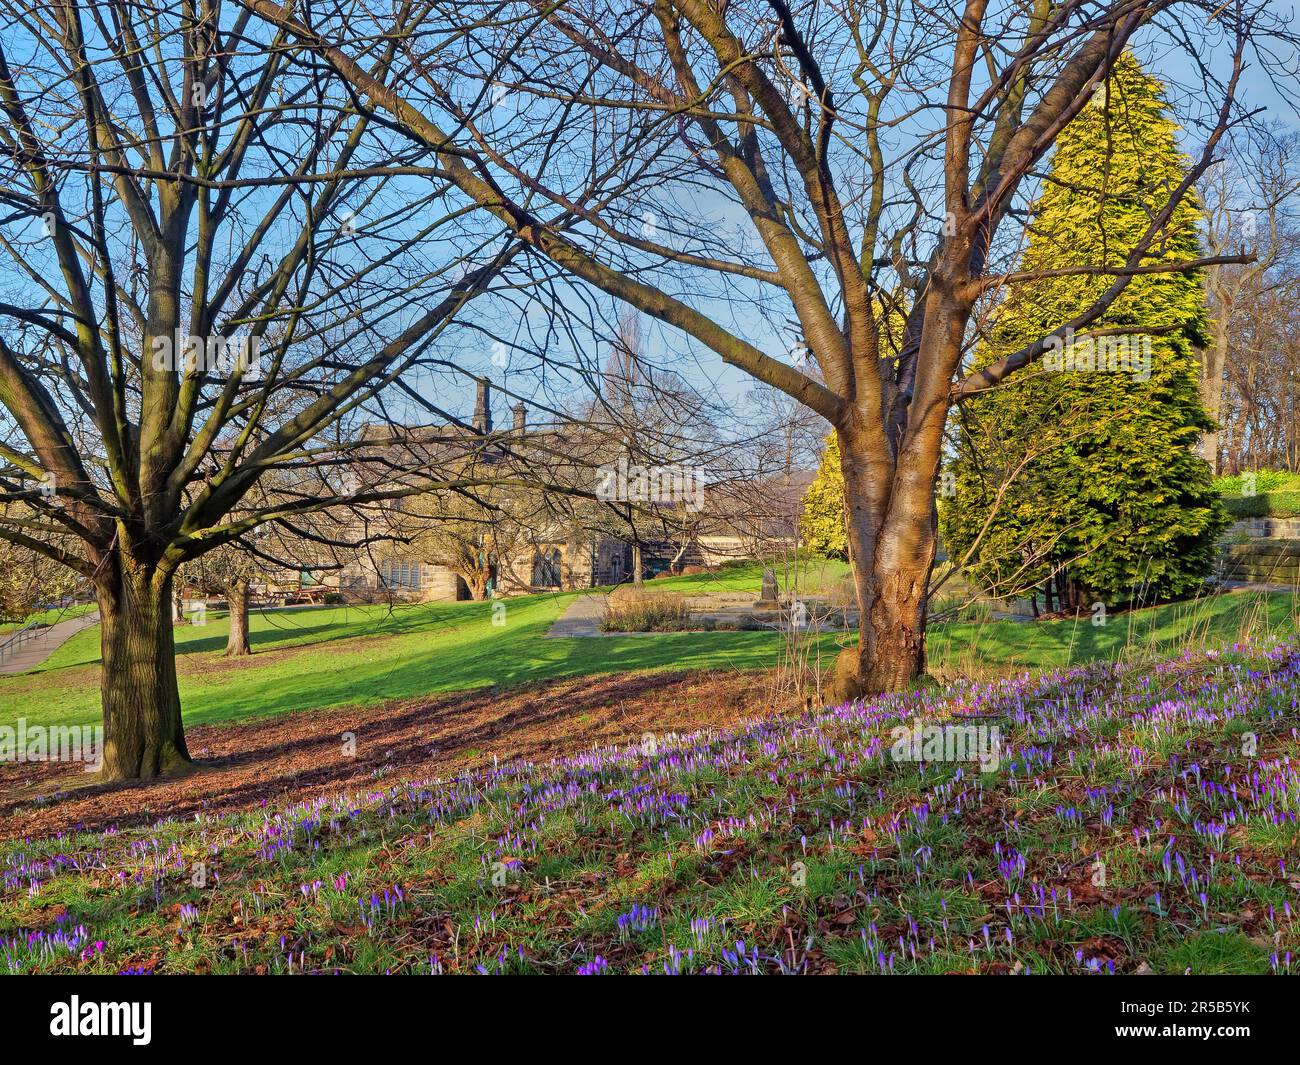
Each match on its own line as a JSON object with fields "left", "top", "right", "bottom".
{"left": 801, "top": 434, "right": 849, "bottom": 560}
{"left": 601, "top": 587, "right": 692, "bottom": 632}
{"left": 1222, "top": 494, "right": 1267, "bottom": 518}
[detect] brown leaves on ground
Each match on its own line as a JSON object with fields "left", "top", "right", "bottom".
{"left": 0, "top": 670, "right": 775, "bottom": 841}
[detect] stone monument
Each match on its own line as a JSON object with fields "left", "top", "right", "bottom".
{"left": 752, "top": 568, "right": 781, "bottom": 613}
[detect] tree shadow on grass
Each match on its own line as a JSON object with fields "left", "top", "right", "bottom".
{"left": 0, "top": 668, "right": 775, "bottom": 841}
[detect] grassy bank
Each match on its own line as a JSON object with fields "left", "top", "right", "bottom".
{"left": 4, "top": 639, "right": 1297, "bottom": 974}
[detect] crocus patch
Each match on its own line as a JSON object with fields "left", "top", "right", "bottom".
{"left": 2, "top": 641, "right": 1298, "bottom": 975}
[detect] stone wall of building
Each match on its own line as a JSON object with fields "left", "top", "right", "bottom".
{"left": 563, "top": 538, "right": 594, "bottom": 589}
{"left": 423, "top": 565, "right": 468, "bottom": 601}
{"left": 594, "top": 539, "right": 631, "bottom": 585}
{"left": 495, "top": 547, "right": 536, "bottom": 595}
{"left": 335, "top": 558, "right": 469, "bottom": 602}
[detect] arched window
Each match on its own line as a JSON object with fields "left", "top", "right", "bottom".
{"left": 532, "top": 547, "right": 562, "bottom": 588}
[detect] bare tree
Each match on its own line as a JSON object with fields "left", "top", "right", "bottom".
{"left": 182, "top": 541, "right": 261, "bottom": 655}
{"left": 244, "top": 0, "right": 1282, "bottom": 696}
{"left": 1200, "top": 129, "right": 1300, "bottom": 472}
{"left": 0, "top": 0, "right": 534, "bottom": 778}
{"left": 0, "top": 509, "right": 82, "bottom": 623}
{"left": 1220, "top": 265, "right": 1300, "bottom": 471}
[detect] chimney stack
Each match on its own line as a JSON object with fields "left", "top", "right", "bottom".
{"left": 472, "top": 377, "right": 492, "bottom": 434}
{"left": 513, "top": 402, "right": 526, "bottom": 433}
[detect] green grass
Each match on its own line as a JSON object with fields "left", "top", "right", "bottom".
{"left": 642, "top": 557, "right": 851, "bottom": 595}
{"left": 1, "top": 593, "right": 785, "bottom": 729}
{"left": 1213, "top": 470, "right": 1300, "bottom": 518}
{"left": 1152, "top": 931, "right": 1272, "bottom": 975}
{"left": 1213, "top": 470, "right": 1300, "bottom": 495}
{"left": 1222, "top": 491, "right": 1300, "bottom": 519}
{"left": 0, "top": 575, "right": 1295, "bottom": 732}
{"left": 928, "top": 586, "right": 1300, "bottom": 672}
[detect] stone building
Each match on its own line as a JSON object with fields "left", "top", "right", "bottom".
{"left": 323, "top": 380, "right": 634, "bottom": 601}
{"left": 272, "top": 380, "right": 809, "bottom": 602}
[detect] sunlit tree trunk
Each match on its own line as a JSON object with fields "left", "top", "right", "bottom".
{"left": 96, "top": 558, "right": 192, "bottom": 780}
{"left": 1199, "top": 311, "right": 1231, "bottom": 474}
{"left": 463, "top": 567, "right": 489, "bottom": 600}
{"left": 225, "top": 579, "right": 251, "bottom": 656}
{"left": 828, "top": 295, "right": 962, "bottom": 702}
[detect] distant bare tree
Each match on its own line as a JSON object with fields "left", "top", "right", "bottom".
{"left": 1200, "top": 129, "right": 1300, "bottom": 472}
{"left": 183, "top": 542, "right": 261, "bottom": 655}
{"left": 0, "top": 511, "right": 81, "bottom": 624}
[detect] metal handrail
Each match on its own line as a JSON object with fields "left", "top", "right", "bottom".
{"left": 0, "top": 618, "right": 45, "bottom": 660}
{"left": 0, "top": 598, "right": 96, "bottom": 660}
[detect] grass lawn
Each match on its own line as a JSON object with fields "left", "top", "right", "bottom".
{"left": 0, "top": 561, "right": 1295, "bottom": 731}
{"left": 1215, "top": 470, "right": 1300, "bottom": 493}
{"left": 929, "top": 585, "right": 1300, "bottom": 673}
{"left": 3, "top": 592, "right": 783, "bottom": 729}
{"left": 646, "top": 557, "right": 852, "bottom": 595}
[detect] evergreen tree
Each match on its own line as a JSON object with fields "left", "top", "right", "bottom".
{"left": 802, "top": 434, "right": 849, "bottom": 561}
{"left": 941, "top": 54, "right": 1228, "bottom": 611}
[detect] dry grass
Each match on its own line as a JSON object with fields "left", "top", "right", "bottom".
{"left": 600, "top": 586, "right": 693, "bottom": 632}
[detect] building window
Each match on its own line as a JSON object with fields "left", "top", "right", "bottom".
{"left": 532, "top": 547, "right": 562, "bottom": 588}
{"left": 599, "top": 543, "right": 624, "bottom": 584}
{"left": 378, "top": 559, "right": 423, "bottom": 589}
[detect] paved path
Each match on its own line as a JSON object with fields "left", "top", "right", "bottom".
{"left": 0, "top": 611, "right": 99, "bottom": 675}
{"left": 1222, "top": 580, "right": 1299, "bottom": 594}
{"left": 545, "top": 593, "right": 607, "bottom": 637}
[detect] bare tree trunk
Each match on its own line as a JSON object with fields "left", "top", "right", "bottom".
{"left": 225, "top": 579, "right": 251, "bottom": 656}
{"left": 829, "top": 428, "right": 934, "bottom": 702}
{"left": 460, "top": 567, "right": 488, "bottom": 600}
{"left": 96, "top": 561, "right": 192, "bottom": 780}
{"left": 1199, "top": 311, "right": 1231, "bottom": 474}
{"left": 632, "top": 542, "right": 644, "bottom": 586}
{"left": 831, "top": 554, "right": 931, "bottom": 700}
{"left": 828, "top": 292, "right": 964, "bottom": 702}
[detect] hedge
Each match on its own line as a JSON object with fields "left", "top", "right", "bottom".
{"left": 1222, "top": 492, "right": 1300, "bottom": 519}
